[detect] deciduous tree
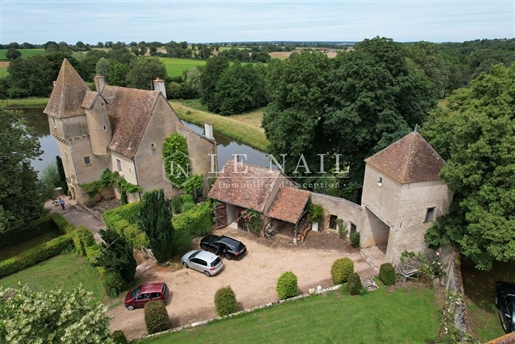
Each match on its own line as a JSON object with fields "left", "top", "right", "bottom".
{"left": 0, "top": 284, "right": 114, "bottom": 343}
{"left": 126, "top": 57, "right": 167, "bottom": 90}
{"left": 0, "top": 108, "right": 44, "bottom": 233}
{"left": 423, "top": 63, "right": 515, "bottom": 270}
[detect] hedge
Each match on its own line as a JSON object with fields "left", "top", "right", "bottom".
{"left": 0, "top": 213, "right": 63, "bottom": 248}
{"left": 172, "top": 201, "right": 213, "bottom": 237}
{"left": 0, "top": 234, "right": 74, "bottom": 278}
{"left": 85, "top": 243, "right": 102, "bottom": 265}
{"left": 73, "top": 226, "right": 96, "bottom": 256}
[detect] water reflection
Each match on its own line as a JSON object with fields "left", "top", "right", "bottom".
{"left": 181, "top": 122, "right": 274, "bottom": 169}
{"left": 17, "top": 107, "right": 59, "bottom": 176}
{"left": 17, "top": 107, "right": 274, "bottom": 177}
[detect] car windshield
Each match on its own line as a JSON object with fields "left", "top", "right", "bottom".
{"left": 211, "top": 257, "right": 222, "bottom": 267}
{"left": 130, "top": 286, "right": 141, "bottom": 299}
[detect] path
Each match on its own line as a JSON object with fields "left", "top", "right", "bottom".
{"left": 45, "top": 195, "right": 106, "bottom": 242}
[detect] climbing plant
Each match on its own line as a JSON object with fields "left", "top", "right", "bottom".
{"left": 79, "top": 169, "right": 141, "bottom": 203}
{"left": 162, "top": 133, "right": 189, "bottom": 187}
{"left": 240, "top": 209, "right": 263, "bottom": 237}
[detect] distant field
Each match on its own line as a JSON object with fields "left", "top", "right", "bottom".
{"left": 0, "top": 48, "right": 45, "bottom": 60}
{"left": 159, "top": 57, "right": 206, "bottom": 77}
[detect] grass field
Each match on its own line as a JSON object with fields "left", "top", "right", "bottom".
{"left": 461, "top": 258, "right": 515, "bottom": 342}
{"left": 159, "top": 57, "right": 206, "bottom": 78}
{"left": 0, "top": 48, "right": 45, "bottom": 60}
{"left": 0, "top": 253, "right": 105, "bottom": 303}
{"left": 171, "top": 100, "right": 268, "bottom": 152}
{"left": 136, "top": 285, "right": 440, "bottom": 343}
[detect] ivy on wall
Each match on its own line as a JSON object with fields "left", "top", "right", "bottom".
{"left": 79, "top": 169, "right": 142, "bottom": 204}
{"left": 162, "top": 133, "right": 189, "bottom": 187}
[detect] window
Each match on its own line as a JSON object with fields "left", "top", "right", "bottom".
{"left": 52, "top": 117, "right": 57, "bottom": 128}
{"left": 64, "top": 152, "right": 69, "bottom": 161}
{"left": 116, "top": 159, "right": 122, "bottom": 172}
{"left": 425, "top": 207, "right": 436, "bottom": 222}
{"left": 84, "top": 156, "right": 91, "bottom": 165}
{"left": 350, "top": 223, "right": 357, "bottom": 235}
{"left": 129, "top": 168, "right": 132, "bottom": 175}
{"left": 329, "top": 215, "right": 337, "bottom": 230}
{"left": 150, "top": 142, "right": 156, "bottom": 150}
{"left": 377, "top": 176, "right": 383, "bottom": 187}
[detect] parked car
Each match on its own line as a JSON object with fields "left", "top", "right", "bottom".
{"left": 124, "top": 282, "right": 168, "bottom": 311}
{"left": 200, "top": 235, "right": 247, "bottom": 260}
{"left": 495, "top": 281, "right": 515, "bottom": 333}
{"left": 181, "top": 250, "right": 224, "bottom": 277}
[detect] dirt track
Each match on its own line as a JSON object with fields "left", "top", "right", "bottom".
{"left": 108, "top": 226, "right": 377, "bottom": 341}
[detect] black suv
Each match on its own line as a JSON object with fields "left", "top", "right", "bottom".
{"left": 200, "top": 235, "right": 246, "bottom": 260}
{"left": 495, "top": 281, "right": 515, "bottom": 333}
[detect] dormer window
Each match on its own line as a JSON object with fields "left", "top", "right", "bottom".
{"left": 128, "top": 141, "right": 133, "bottom": 150}
{"left": 377, "top": 176, "right": 383, "bottom": 187}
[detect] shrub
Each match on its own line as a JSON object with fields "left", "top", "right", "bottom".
{"left": 85, "top": 243, "right": 102, "bottom": 264}
{"left": 98, "top": 268, "right": 125, "bottom": 297}
{"left": 350, "top": 232, "right": 360, "bottom": 248}
{"left": 172, "top": 201, "right": 212, "bottom": 237}
{"left": 172, "top": 229, "right": 193, "bottom": 255}
{"left": 0, "top": 214, "right": 59, "bottom": 248}
{"left": 111, "top": 330, "right": 128, "bottom": 344}
{"left": 0, "top": 235, "right": 74, "bottom": 279}
{"left": 74, "top": 226, "right": 96, "bottom": 255}
{"left": 276, "top": 271, "right": 298, "bottom": 300}
{"left": 180, "top": 201, "right": 195, "bottom": 213}
{"left": 348, "top": 272, "right": 363, "bottom": 295}
{"left": 144, "top": 300, "right": 170, "bottom": 334}
{"left": 214, "top": 286, "right": 238, "bottom": 316}
{"left": 379, "top": 262, "right": 397, "bottom": 286}
{"left": 331, "top": 258, "right": 354, "bottom": 285}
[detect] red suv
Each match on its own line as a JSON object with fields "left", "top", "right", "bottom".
{"left": 124, "top": 282, "right": 169, "bottom": 310}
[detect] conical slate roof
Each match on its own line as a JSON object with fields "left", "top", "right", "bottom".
{"left": 364, "top": 132, "right": 445, "bottom": 184}
{"left": 44, "top": 59, "right": 89, "bottom": 118}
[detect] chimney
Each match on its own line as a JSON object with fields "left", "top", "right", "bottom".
{"left": 205, "top": 123, "right": 214, "bottom": 140}
{"left": 94, "top": 75, "right": 105, "bottom": 93}
{"left": 153, "top": 77, "right": 166, "bottom": 99}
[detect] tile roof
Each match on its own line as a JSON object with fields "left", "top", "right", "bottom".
{"left": 265, "top": 187, "right": 310, "bottom": 224}
{"left": 364, "top": 132, "right": 445, "bottom": 184}
{"left": 44, "top": 59, "right": 90, "bottom": 118}
{"left": 208, "top": 160, "right": 281, "bottom": 212}
{"left": 102, "top": 85, "right": 160, "bottom": 159}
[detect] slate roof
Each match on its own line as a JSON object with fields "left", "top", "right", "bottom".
{"left": 364, "top": 132, "right": 445, "bottom": 184}
{"left": 102, "top": 85, "right": 160, "bottom": 159}
{"left": 265, "top": 187, "right": 310, "bottom": 224}
{"left": 44, "top": 59, "right": 90, "bottom": 118}
{"left": 208, "top": 161, "right": 281, "bottom": 213}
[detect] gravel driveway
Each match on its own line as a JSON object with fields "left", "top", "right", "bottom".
{"left": 108, "top": 225, "right": 377, "bottom": 341}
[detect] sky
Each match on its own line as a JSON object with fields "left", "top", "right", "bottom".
{"left": 0, "top": 0, "right": 513, "bottom": 45}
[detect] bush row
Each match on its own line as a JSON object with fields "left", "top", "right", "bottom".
{"left": 0, "top": 234, "right": 74, "bottom": 279}
{"left": 103, "top": 203, "right": 149, "bottom": 249}
{"left": 172, "top": 200, "right": 213, "bottom": 237}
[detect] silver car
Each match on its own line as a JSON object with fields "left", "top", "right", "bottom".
{"left": 181, "top": 250, "right": 224, "bottom": 277}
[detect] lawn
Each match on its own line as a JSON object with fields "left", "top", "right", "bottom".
{"left": 159, "top": 57, "right": 206, "bottom": 78}
{"left": 136, "top": 285, "right": 439, "bottom": 343}
{"left": 170, "top": 100, "right": 269, "bottom": 152}
{"left": 0, "top": 48, "right": 45, "bottom": 60}
{"left": 0, "top": 253, "right": 105, "bottom": 303}
{"left": 461, "top": 258, "right": 515, "bottom": 342}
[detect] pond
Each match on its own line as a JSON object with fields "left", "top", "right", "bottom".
{"left": 17, "top": 108, "right": 273, "bottom": 177}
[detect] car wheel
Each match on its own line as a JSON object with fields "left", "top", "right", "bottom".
{"left": 127, "top": 305, "right": 135, "bottom": 311}
{"left": 224, "top": 253, "right": 232, "bottom": 260}
{"left": 183, "top": 262, "right": 189, "bottom": 268}
{"left": 499, "top": 309, "right": 508, "bottom": 332}
{"left": 201, "top": 244, "right": 208, "bottom": 250}
{"left": 204, "top": 271, "right": 211, "bottom": 277}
